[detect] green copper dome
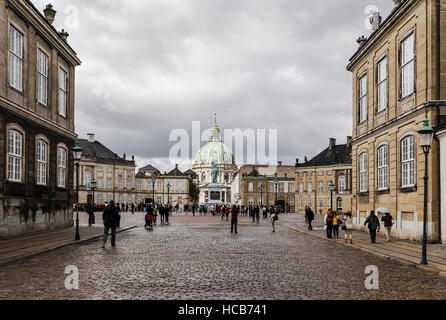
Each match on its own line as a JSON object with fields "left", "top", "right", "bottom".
{"left": 194, "top": 119, "right": 235, "bottom": 166}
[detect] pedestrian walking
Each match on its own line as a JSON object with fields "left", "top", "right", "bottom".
{"left": 332, "top": 211, "right": 341, "bottom": 238}
{"left": 342, "top": 212, "right": 354, "bottom": 244}
{"left": 153, "top": 205, "right": 158, "bottom": 226}
{"left": 324, "top": 209, "right": 334, "bottom": 238}
{"left": 271, "top": 210, "right": 279, "bottom": 232}
{"left": 381, "top": 211, "right": 395, "bottom": 243}
{"left": 116, "top": 203, "right": 122, "bottom": 228}
{"left": 305, "top": 206, "right": 314, "bottom": 231}
{"left": 159, "top": 205, "right": 165, "bottom": 225}
{"left": 102, "top": 201, "right": 118, "bottom": 248}
{"left": 364, "top": 211, "right": 381, "bottom": 244}
{"left": 230, "top": 205, "right": 239, "bottom": 234}
{"left": 165, "top": 204, "right": 170, "bottom": 224}
{"left": 86, "top": 202, "right": 95, "bottom": 227}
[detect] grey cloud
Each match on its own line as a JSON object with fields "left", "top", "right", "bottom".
{"left": 34, "top": 0, "right": 393, "bottom": 168}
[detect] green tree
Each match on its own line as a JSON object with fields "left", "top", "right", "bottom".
{"left": 189, "top": 178, "right": 199, "bottom": 202}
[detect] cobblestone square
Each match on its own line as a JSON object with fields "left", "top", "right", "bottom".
{"left": 1, "top": 213, "right": 446, "bottom": 300}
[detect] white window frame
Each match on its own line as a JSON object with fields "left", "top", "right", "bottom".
{"left": 338, "top": 175, "right": 345, "bottom": 193}
{"left": 377, "top": 57, "right": 388, "bottom": 112}
{"left": 401, "top": 33, "right": 415, "bottom": 99}
{"left": 288, "top": 183, "right": 294, "bottom": 193}
{"left": 8, "top": 129, "right": 23, "bottom": 182}
{"left": 248, "top": 182, "right": 254, "bottom": 193}
{"left": 318, "top": 182, "right": 324, "bottom": 193}
{"left": 137, "top": 181, "right": 142, "bottom": 191}
{"left": 307, "top": 182, "right": 312, "bottom": 193}
{"left": 359, "top": 74, "right": 368, "bottom": 123}
{"left": 299, "top": 183, "right": 304, "bottom": 193}
{"left": 401, "top": 136, "right": 415, "bottom": 188}
{"left": 36, "top": 139, "right": 48, "bottom": 185}
{"left": 359, "top": 153, "right": 368, "bottom": 192}
{"left": 107, "top": 178, "right": 112, "bottom": 189}
{"left": 377, "top": 145, "right": 389, "bottom": 190}
{"left": 37, "top": 49, "right": 49, "bottom": 105}
{"left": 58, "top": 67, "right": 68, "bottom": 117}
{"left": 85, "top": 172, "right": 92, "bottom": 189}
{"left": 57, "top": 146, "right": 67, "bottom": 188}
{"left": 9, "top": 25, "right": 23, "bottom": 91}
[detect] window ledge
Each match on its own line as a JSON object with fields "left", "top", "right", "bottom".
{"left": 358, "top": 191, "right": 369, "bottom": 197}
{"left": 376, "top": 108, "right": 388, "bottom": 116}
{"left": 399, "top": 91, "right": 416, "bottom": 102}
{"left": 400, "top": 186, "right": 417, "bottom": 193}
{"left": 376, "top": 189, "right": 390, "bottom": 195}
{"left": 8, "top": 85, "right": 24, "bottom": 95}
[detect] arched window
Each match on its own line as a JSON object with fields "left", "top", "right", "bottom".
{"left": 359, "top": 153, "right": 368, "bottom": 192}
{"left": 338, "top": 175, "right": 345, "bottom": 193}
{"left": 36, "top": 139, "right": 48, "bottom": 185}
{"left": 401, "top": 136, "right": 415, "bottom": 187}
{"left": 377, "top": 145, "right": 388, "bottom": 190}
{"left": 57, "top": 146, "right": 67, "bottom": 188}
{"left": 8, "top": 129, "right": 23, "bottom": 182}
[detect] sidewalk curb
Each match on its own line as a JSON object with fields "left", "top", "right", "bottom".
{"left": 288, "top": 226, "right": 446, "bottom": 279}
{"left": 0, "top": 225, "right": 137, "bottom": 267}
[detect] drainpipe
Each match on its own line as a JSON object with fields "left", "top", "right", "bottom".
{"left": 436, "top": 0, "right": 442, "bottom": 243}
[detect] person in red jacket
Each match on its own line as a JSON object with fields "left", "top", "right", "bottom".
{"left": 230, "top": 205, "right": 239, "bottom": 234}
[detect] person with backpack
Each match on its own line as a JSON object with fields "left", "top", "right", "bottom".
{"left": 364, "top": 211, "right": 381, "bottom": 244}
{"left": 102, "top": 201, "right": 119, "bottom": 248}
{"left": 332, "top": 211, "right": 342, "bottom": 239}
{"left": 381, "top": 211, "right": 395, "bottom": 243}
{"left": 324, "top": 209, "right": 334, "bottom": 238}
{"left": 305, "top": 206, "right": 315, "bottom": 231}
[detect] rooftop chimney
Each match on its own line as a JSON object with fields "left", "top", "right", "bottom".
{"left": 123, "top": 153, "right": 126, "bottom": 160}
{"left": 357, "top": 35, "right": 368, "bottom": 48}
{"left": 43, "top": 4, "right": 56, "bottom": 24}
{"left": 132, "top": 155, "right": 135, "bottom": 161}
{"left": 176, "top": 164, "right": 179, "bottom": 169}
{"left": 87, "top": 133, "right": 95, "bottom": 143}
{"left": 370, "top": 11, "right": 382, "bottom": 31}
{"left": 59, "top": 29, "right": 69, "bottom": 41}
{"left": 329, "top": 138, "right": 336, "bottom": 150}
{"left": 278, "top": 161, "right": 283, "bottom": 166}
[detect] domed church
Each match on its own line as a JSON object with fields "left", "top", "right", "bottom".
{"left": 193, "top": 118, "right": 238, "bottom": 204}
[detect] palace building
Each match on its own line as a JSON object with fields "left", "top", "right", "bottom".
{"left": 0, "top": 1, "right": 81, "bottom": 237}
{"left": 347, "top": 0, "right": 446, "bottom": 242}
{"left": 295, "top": 138, "right": 353, "bottom": 215}
{"left": 76, "top": 134, "right": 136, "bottom": 205}
{"left": 238, "top": 163, "right": 296, "bottom": 212}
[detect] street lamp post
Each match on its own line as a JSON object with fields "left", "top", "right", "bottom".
{"left": 91, "top": 178, "right": 96, "bottom": 206}
{"left": 151, "top": 172, "right": 157, "bottom": 204}
{"left": 167, "top": 182, "right": 172, "bottom": 205}
{"left": 72, "top": 141, "right": 82, "bottom": 241}
{"left": 417, "top": 114, "right": 434, "bottom": 265}
{"left": 259, "top": 184, "right": 263, "bottom": 207}
{"left": 328, "top": 181, "right": 335, "bottom": 210}
{"left": 274, "top": 174, "right": 279, "bottom": 209}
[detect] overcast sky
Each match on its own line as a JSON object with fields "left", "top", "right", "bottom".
{"left": 34, "top": 0, "right": 394, "bottom": 172}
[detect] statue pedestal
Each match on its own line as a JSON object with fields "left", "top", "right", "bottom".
{"left": 207, "top": 183, "right": 224, "bottom": 204}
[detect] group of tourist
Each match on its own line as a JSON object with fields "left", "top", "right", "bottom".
{"left": 222, "top": 205, "right": 281, "bottom": 234}
{"left": 144, "top": 203, "right": 172, "bottom": 230}
{"left": 305, "top": 206, "right": 396, "bottom": 245}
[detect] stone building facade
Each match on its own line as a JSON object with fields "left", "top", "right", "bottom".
{"left": 76, "top": 134, "right": 136, "bottom": 205}
{"left": 76, "top": 134, "right": 191, "bottom": 208}
{"left": 0, "top": 1, "right": 81, "bottom": 237}
{"left": 295, "top": 138, "right": 353, "bottom": 215}
{"left": 238, "top": 163, "right": 296, "bottom": 212}
{"left": 134, "top": 164, "right": 190, "bottom": 208}
{"left": 347, "top": 0, "right": 446, "bottom": 242}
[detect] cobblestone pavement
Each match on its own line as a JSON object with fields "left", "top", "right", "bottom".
{"left": 1, "top": 213, "right": 446, "bottom": 300}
